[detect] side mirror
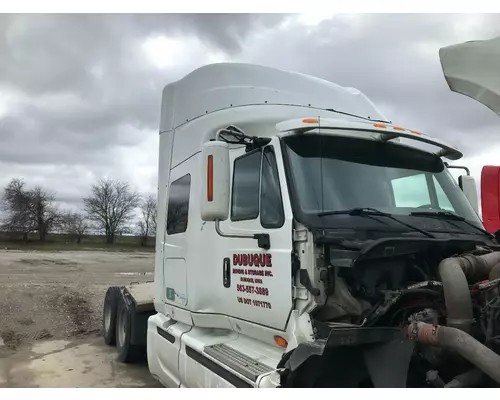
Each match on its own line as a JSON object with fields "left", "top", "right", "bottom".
{"left": 459, "top": 175, "right": 479, "bottom": 214}
{"left": 201, "top": 141, "right": 230, "bottom": 221}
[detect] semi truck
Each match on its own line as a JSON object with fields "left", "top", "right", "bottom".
{"left": 102, "top": 39, "right": 500, "bottom": 388}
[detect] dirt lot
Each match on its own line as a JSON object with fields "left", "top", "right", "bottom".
{"left": 0, "top": 249, "right": 161, "bottom": 387}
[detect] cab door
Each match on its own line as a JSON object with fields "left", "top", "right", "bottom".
{"left": 216, "top": 138, "right": 293, "bottom": 331}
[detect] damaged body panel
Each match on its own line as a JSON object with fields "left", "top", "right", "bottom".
{"left": 279, "top": 233, "right": 500, "bottom": 387}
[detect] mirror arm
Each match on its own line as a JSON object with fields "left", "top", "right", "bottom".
{"left": 215, "top": 220, "right": 271, "bottom": 250}
{"left": 444, "top": 162, "right": 470, "bottom": 176}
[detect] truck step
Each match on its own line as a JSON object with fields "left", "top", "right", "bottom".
{"left": 204, "top": 343, "right": 273, "bottom": 382}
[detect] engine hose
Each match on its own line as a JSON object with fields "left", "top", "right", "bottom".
{"left": 405, "top": 321, "right": 500, "bottom": 384}
{"left": 438, "top": 258, "right": 474, "bottom": 333}
{"left": 490, "top": 263, "right": 500, "bottom": 281}
{"left": 459, "top": 252, "right": 500, "bottom": 282}
{"left": 444, "top": 369, "right": 484, "bottom": 388}
{"left": 489, "top": 263, "right": 500, "bottom": 298}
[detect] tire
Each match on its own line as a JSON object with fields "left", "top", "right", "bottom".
{"left": 116, "top": 296, "right": 143, "bottom": 363}
{"left": 103, "top": 286, "right": 121, "bottom": 346}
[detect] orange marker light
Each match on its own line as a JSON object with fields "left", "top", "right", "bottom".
{"left": 393, "top": 126, "right": 405, "bottom": 131}
{"left": 207, "top": 155, "right": 213, "bottom": 202}
{"left": 302, "top": 118, "right": 319, "bottom": 124}
{"left": 410, "top": 130, "right": 422, "bottom": 135}
{"left": 274, "top": 335, "right": 288, "bottom": 348}
{"left": 373, "top": 123, "right": 387, "bottom": 128}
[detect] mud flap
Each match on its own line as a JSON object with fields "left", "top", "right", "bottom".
{"left": 121, "top": 288, "right": 155, "bottom": 347}
{"left": 130, "top": 308, "right": 155, "bottom": 346}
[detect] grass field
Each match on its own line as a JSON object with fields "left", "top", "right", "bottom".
{"left": 0, "top": 232, "right": 155, "bottom": 252}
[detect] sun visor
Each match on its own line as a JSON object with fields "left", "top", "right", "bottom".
{"left": 439, "top": 36, "right": 500, "bottom": 116}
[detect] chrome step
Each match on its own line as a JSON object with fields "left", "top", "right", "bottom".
{"left": 204, "top": 343, "right": 273, "bottom": 381}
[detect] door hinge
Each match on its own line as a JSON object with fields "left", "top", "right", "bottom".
{"left": 292, "top": 286, "right": 308, "bottom": 300}
{"left": 293, "top": 229, "right": 308, "bottom": 242}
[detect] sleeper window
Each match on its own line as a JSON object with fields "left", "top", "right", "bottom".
{"left": 260, "top": 147, "right": 285, "bottom": 228}
{"left": 231, "top": 151, "right": 262, "bottom": 221}
{"left": 167, "top": 174, "right": 191, "bottom": 235}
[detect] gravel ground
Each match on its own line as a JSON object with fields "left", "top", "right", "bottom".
{"left": 0, "top": 250, "right": 154, "bottom": 353}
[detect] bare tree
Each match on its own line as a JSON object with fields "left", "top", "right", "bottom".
{"left": 1, "top": 178, "right": 60, "bottom": 242}
{"left": 137, "top": 193, "right": 157, "bottom": 246}
{"left": 152, "top": 210, "right": 157, "bottom": 235}
{"left": 83, "top": 179, "right": 140, "bottom": 244}
{"left": 31, "top": 186, "right": 61, "bottom": 242}
{"left": 2, "top": 178, "right": 31, "bottom": 240}
{"left": 60, "top": 211, "right": 89, "bottom": 243}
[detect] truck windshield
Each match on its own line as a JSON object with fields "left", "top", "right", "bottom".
{"left": 281, "top": 134, "right": 482, "bottom": 229}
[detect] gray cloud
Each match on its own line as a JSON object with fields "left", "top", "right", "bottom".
{"left": 0, "top": 13, "right": 288, "bottom": 208}
{"left": 1, "top": 13, "right": 499, "bottom": 212}
{"left": 0, "top": 14, "right": 285, "bottom": 95}
{"left": 237, "top": 14, "right": 500, "bottom": 138}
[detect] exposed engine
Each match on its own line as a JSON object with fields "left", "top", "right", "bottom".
{"left": 281, "top": 240, "right": 500, "bottom": 388}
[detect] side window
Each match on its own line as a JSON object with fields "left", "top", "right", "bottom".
{"left": 260, "top": 147, "right": 285, "bottom": 228}
{"left": 231, "top": 151, "right": 262, "bottom": 221}
{"left": 391, "top": 173, "right": 431, "bottom": 207}
{"left": 167, "top": 174, "right": 191, "bottom": 235}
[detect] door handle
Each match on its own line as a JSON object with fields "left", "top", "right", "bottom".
{"left": 223, "top": 257, "right": 231, "bottom": 288}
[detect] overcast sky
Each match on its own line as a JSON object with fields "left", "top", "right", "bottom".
{"left": 1, "top": 13, "right": 500, "bottom": 213}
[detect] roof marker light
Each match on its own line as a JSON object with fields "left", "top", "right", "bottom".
{"left": 373, "top": 123, "right": 387, "bottom": 128}
{"left": 302, "top": 118, "right": 319, "bottom": 124}
{"left": 393, "top": 126, "right": 405, "bottom": 131}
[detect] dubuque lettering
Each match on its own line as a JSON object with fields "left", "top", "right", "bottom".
{"left": 232, "top": 253, "right": 272, "bottom": 267}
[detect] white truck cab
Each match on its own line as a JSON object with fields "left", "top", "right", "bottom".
{"left": 103, "top": 62, "right": 500, "bottom": 388}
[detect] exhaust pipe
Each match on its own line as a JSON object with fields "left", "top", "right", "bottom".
{"left": 405, "top": 321, "right": 500, "bottom": 384}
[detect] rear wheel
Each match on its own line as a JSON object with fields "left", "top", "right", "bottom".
{"left": 103, "top": 286, "right": 121, "bottom": 345}
{"left": 116, "top": 296, "right": 143, "bottom": 363}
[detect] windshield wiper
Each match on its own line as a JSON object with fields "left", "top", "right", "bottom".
{"left": 318, "top": 207, "right": 436, "bottom": 238}
{"left": 410, "top": 210, "right": 495, "bottom": 239}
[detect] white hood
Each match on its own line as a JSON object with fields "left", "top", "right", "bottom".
{"left": 439, "top": 36, "right": 500, "bottom": 116}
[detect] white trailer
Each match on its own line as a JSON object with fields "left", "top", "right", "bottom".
{"left": 102, "top": 63, "right": 500, "bottom": 388}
